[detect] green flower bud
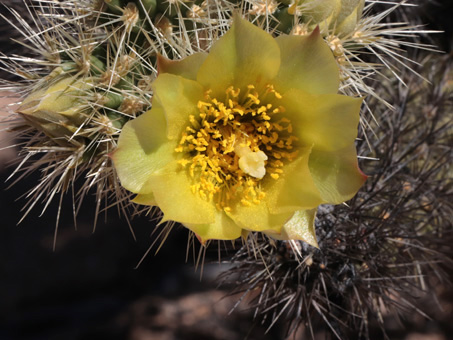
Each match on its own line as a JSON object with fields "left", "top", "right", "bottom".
{"left": 17, "top": 72, "right": 92, "bottom": 142}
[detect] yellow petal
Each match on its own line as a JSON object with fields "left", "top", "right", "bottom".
{"left": 184, "top": 211, "right": 243, "bottom": 243}
{"left": 273, "top": 28, "right": 340, "bottom": 94}
{"left": 144, "top": 162, "right": 216, "bottom": 225}
{"left": 265, "top": 209, "right": 318, "bottom": 248}
{"left": 112, "top": 107, "right": 176, "bottom": 194}
{"left": 225, "top": 199, "right": 293, "bottom": 233}
{"left": 197, "top": 14, "right": 280, "bottom": 98}
{"left": 132, "top": 193, "right": 157, "bottom": 206}
{"left": 153, "top": 73, "right": 204, "bottom": 140}
{"left": 308, "top": 143, "right": 367, "bottom": 204}
{"left": 157, "top": 53, "right": 208, "bottom": 80}
{"left": 265, "top": 146, "right": 323, "bottom": 214}
{"left": 283, "top": 90, "right": 363, "bottom": 152}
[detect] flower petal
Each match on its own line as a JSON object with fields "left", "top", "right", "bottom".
{"left": 226, "top": 200, "right": 293, "bottom": 233}
{"left": 132, "top": 193, "right": 157, "bottom": 206}
{"left": 157, "top": 53, "right": 208, "bottom": 80}
{"left": 265, "top": 209, "right": 318, "bottom": 248}
{"left": 283, "top": 90, "right": 363, "bottom": 152}
{"left": 197, "top": 14, "right": 280, "bottom": 98}
{"left": 184, "top": 211, "right": 243, "bottom": 243}
{"left": 144, "top": 162, "right": 216, "bottom": 225}
{"left": 273, "top": 28, "right": 340, "bottom": 94}
{"left": 308, "top": 143, "right": 367, "bottom": 204}
{"left": 265, "top": 146, "right": 323, "bottom": 214}
{"left": 153, "top": 73, "right": 204, "bottom": 140}
{"left": 112, "top": 107, "right": 176, "bottom": 194}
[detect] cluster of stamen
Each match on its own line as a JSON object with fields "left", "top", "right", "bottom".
{"left": 175, "top": 84, "right": 298, "bottom": 211}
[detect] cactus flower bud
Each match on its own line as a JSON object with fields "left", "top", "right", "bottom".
{"left": 300, "top": 0, "right": 365, "bottom": 35}
{"left": 17, "top": 71, "right": 92, "bottom": 142}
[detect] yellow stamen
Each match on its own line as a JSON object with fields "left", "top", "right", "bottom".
{"left": 175, "top": 84, "right": 298, "bottom": 209}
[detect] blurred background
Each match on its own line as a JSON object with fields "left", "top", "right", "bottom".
{"left": 0, "top": 1, "right": 452, "bottom": 339}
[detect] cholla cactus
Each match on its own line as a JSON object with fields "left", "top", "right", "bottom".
{"left": 220, "top": 53, "right": 453, "bottom": 338}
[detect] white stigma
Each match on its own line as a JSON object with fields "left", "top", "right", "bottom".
{"left": 235, "top": 143, "right": 268, "bottom": 179}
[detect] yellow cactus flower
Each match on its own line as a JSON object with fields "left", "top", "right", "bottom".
{"left": 112, "top": 15, "right": 366, "bottom": 246}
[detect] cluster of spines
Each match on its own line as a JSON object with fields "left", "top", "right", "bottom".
{"left": 0, "top": 0, "right": 235, "bottom": 233}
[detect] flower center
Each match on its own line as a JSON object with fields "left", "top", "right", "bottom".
{"left": 175, "top": 84, "right": 298, "bottom": 211}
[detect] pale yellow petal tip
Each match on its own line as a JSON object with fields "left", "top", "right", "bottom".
{"left": 287, "top": 209, "right": 319, "bottom": 248}
{"left": 157, "top": 53, "right": 208, "bottom": 80}
{"left": 186, "top": 225, "right": 212, "bottom": 245}
{"left": 299, "top": 232, "right": 319, "bottom": 249}
{"left": 132, "top": 193, "right": 157, "bottom": 206}
{"left": 194, "top": 233, "right": 208, "bottom": 245}
{"left": 191, "top": 229, "right": 235, "bottom": 245}
{"left": 266, "top": 209, "right": 319, "bottom": 248}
